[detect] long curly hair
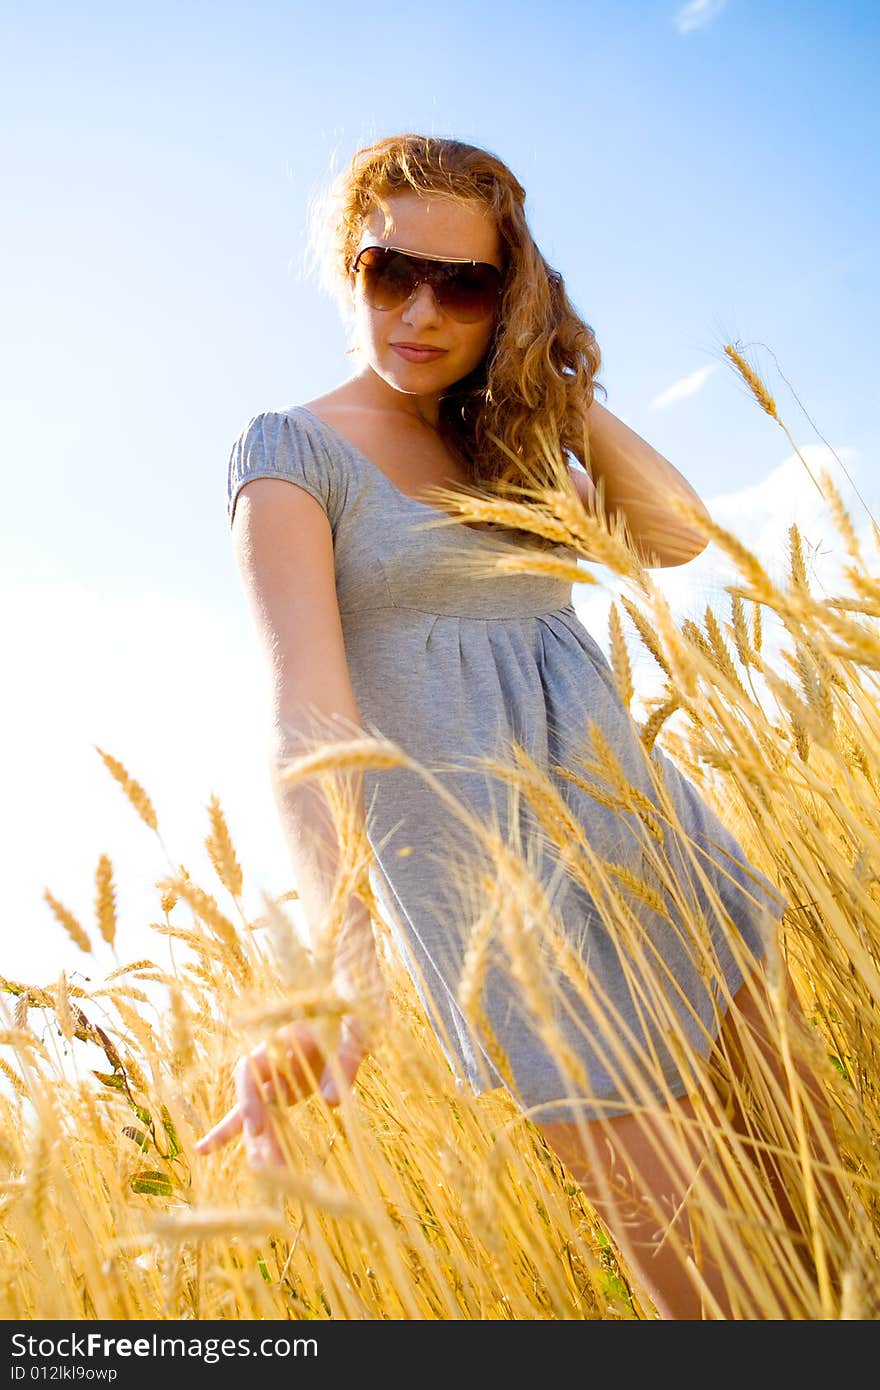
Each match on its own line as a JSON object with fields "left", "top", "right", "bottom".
{"left": 306, "top": 133, "right": 606, "bottom": 495}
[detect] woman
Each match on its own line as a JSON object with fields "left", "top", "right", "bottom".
{"left": 196, "top": 134, "right": 845, "bottom": 1318}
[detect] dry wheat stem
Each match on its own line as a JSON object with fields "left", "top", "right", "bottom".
{"left": 94, "top": 747, "right": 158, "bottom": 832}
{"left": 94, "top": 855, "right": 118, "bottom": 949}
{"left": 205, "top": 793, "right": 244, "bottom": 899}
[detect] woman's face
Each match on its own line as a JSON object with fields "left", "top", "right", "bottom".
{"left": 348, "top": 191, "right": 505, "bottom": 403}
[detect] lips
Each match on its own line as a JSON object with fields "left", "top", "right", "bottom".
{"left": 391, "top": 344, "right": 448, "bottom": 363}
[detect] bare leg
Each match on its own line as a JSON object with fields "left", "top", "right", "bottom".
{"left": 536, "top": 965, "right": 849, "bottom": 1320}
{"left": 539, "top": 1088, "right": 740, "bottom": 1318}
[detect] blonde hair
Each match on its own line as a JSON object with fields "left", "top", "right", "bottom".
{"left": 306, "top": 133, "right": 606, "bottom": 494}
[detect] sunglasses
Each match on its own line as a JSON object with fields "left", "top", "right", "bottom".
{"left": 351, "top": 244, "right": 504, "bottom": 323}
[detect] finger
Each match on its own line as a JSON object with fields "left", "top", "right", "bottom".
{"left": 319, "top": 1015, "right": 367, "bottom": 1105}
{"left": 338, "top": 1014, "right": 369, "bottom": 1077}
{"left": 271, "top": 1024, "right": 326, "bottom": 1101}
{"left": 246, "top": 1116, "right": 289, "bottom": 1170}
{"left": 194, "top": 1104, "right": 243, "bottom": 1154}
{"left": 196, "top": 1044, "right": 275, "bottom": 1152}
{"left": 237, "top": 1037, "right": 316, "bottom": 1132}
{"left": 235, "top": 1052, "right": 275, "bottom": 1137}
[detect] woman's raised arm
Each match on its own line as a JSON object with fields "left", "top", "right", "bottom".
{"left": 586, "top": 400, "right": 712, "bottom": 568}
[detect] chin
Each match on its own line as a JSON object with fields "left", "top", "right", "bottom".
{"left": 376, "top": 361, "right": 454, "bottom": 394}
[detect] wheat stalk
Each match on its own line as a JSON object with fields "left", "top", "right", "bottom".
{"left": 94, "top": 854, "right": 117, "bottom": 949}
{"left": 820, "top": 468, "right": 862, "bottom": 561}
{"left": 156, "top": 876, "right": 247, "bottom": 969}
{"left": 620, "top": 595, "right": 673, "bottom": 679}
{"left": 54, "top": 971, "right": 74, "bottom": 1043}
{"left": 640, "top": 695, "right": 681, "bottom": 753}
{"left": 0, "top": 1057, "right": 29, "bottom": 1100}
{"left": 43, "top": 890, "right": 91, "bottom": 955}
{"left": 95, "top": 747, "right": 158, "bottom": 832}
{"left": 729, "top": 593, "right": 757, "bottom": 669}
{"left": 608, "top": 602, "right": 634, "bottom": 709}
{"left": 277, "top": 737, "right": 408, "bottom": 784}
{"left": 205, "top": 793, "right": 243, "bottom": 899}
{"left": 703, "top": 606, "right": 750, "bottom": 699}
{"left": 724, "top": 343, "right": 826, "bottom": 501}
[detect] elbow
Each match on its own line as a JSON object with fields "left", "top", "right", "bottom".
{"left": 641, "top": 519, "right": 711, "bottom": 569}
{"left": 656, "top": 533, "right": 710, "bottom": 568}
{"left": 659, "top": 495, "right": 712, "bottom": 567}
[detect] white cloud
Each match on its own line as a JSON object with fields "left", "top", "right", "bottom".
{"left": 674, "top": 0, "right": 729, "bottom": 35}
{"left": 651, "top": 363, "right": 719, "bottom": 409}
{"left": 705, "top": 444, "right": 868, "bottom": 588}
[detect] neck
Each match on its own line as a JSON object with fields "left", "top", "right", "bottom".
{"left": 350, "top": 365, "right": 444, "bottom": 429}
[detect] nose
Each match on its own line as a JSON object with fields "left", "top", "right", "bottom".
{"left": 400, "top": 279, "right": 444, "bottom": 326}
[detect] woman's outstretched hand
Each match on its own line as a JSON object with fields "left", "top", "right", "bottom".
{"left": 194, "top": 1012, "right": 371, "bottom": 1168}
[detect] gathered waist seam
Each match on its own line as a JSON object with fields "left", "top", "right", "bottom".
{"left": 340, "top": 601, "right": 577, "bottom": 621}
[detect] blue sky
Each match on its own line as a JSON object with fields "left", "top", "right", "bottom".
{"left": 1, "top": 1, "right": 877, "bottom": 987}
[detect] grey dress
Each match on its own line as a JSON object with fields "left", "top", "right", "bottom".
{"left": 227, "top": 404, "right": 784, "bottom": 1124}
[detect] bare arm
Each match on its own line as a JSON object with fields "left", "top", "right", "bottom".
{"left": 230, "top": 477, "right": 380, "bottom": 998}
{"left": 196, "top": 478, "right": 386, "bottom": 1162}
{"left": 584, "top": 400, "right": 712, "bottom": 568}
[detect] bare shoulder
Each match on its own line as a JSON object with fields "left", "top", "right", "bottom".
{"left": 301, "top": 383, "right": 366, "bottom": 419}
{"left": 231, "top": 481, "right": 348, "bottom": 720}
{"left": 231, "top": 478, "right": 335, "bottom": 585}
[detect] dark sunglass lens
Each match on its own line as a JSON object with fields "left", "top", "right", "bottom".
{"left": 356, "top": 248, "right": 418, "bottom": 310}
{"left": 438, "top": 263, "right": 502, "bottom": 322}
{"left": 377, "top": 252, "right": 421, "bottom": 304}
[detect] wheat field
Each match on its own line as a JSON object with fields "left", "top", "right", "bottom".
{"left": 3, "top": 346, "right": 879, "bottom": 1321}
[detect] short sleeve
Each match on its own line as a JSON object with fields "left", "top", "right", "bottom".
{"left": 226, "top": 409, "right": 338, "bottom": 530}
